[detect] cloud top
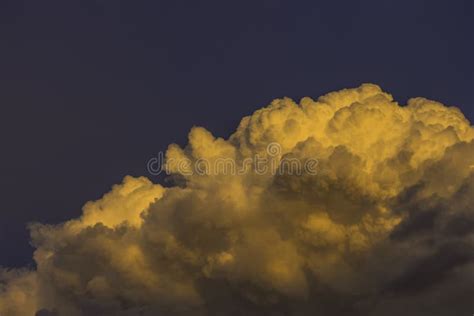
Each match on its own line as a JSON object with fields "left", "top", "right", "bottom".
{"left": 1, "top": 84, "right": 473, "bottom": 315}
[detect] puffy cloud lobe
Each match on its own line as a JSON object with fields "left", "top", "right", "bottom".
{"left": 1, "top": 84, "right": 473, "bottom": 315}
{"left": 0, "top": 269, "right": 38, "bottom": 316}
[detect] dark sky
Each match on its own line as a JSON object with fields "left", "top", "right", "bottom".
{"left": 0, "top": 0, "right": 472, "bottom": 268}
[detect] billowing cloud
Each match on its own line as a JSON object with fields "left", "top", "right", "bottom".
{"left": 1, "top": 84, "right": 473, "bottom": 315}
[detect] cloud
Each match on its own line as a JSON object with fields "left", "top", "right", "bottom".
{"left": 1, "top": 84, "right": 473, "bottom": 315}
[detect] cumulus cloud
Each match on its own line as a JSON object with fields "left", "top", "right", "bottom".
{"left": 1, "top": 84, "right": 473, "bottom": 315}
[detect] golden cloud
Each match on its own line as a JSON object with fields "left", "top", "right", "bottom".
{"left": 1, "top": 84, "right": 473, "bottom": 316}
